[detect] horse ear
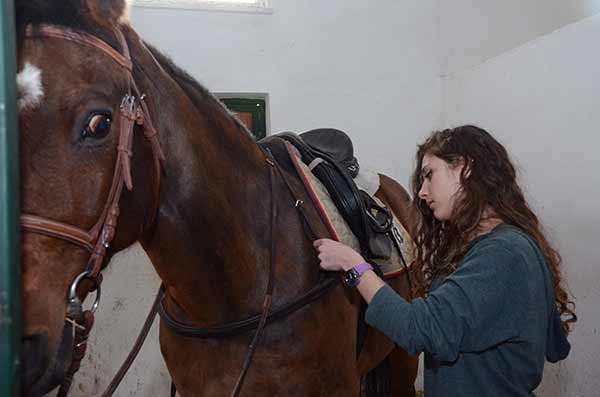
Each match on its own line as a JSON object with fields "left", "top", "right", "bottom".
{"left": 84, "top": 0, "right": 131, "bottom": 26}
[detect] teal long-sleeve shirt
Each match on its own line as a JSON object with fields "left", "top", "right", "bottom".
{"left": 365, "top": 224, "right": 570, "bottom": 397}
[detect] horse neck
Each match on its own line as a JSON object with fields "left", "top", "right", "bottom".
{"left": 131, "top": 33, "right": 272, "bottom": 325}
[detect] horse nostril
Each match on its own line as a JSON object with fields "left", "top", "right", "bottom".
{"left": 21, "top": 332, "right": 49, "bottom": 388}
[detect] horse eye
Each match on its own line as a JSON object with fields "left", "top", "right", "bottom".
{"left": 81, "top": 113, "right": 112, "bottom": 140}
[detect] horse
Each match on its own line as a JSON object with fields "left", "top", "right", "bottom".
{"left": 16, "top": 1, "right": 419, "bottom": 395}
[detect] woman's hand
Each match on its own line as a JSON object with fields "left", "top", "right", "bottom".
{"left": 313, "top": 238, "right": 365, "bottom": 272}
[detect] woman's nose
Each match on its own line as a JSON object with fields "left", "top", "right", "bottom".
{"left": 418, "top": 184, "right": 428, "bottom": 199}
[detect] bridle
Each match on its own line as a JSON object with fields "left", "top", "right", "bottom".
{"left": 19, "top": 24, "right": 165, "bottom": 395}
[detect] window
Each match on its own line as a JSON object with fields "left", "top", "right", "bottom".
{"left": 219, "top": 97, "right": 267, "bottom": 140}
{"left": 133, "top": 0, "right": 272, "bottom": 14}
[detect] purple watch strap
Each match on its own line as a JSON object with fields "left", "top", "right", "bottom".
{"left": 343, "top": 262, "right": 374, "bottom": 288}
{"left": 352, "top": 262, "right": 373, "bottom": 276}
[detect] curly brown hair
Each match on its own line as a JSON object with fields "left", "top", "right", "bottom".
{"left": 410, "top": 125, "right": 576, "bottom": 333}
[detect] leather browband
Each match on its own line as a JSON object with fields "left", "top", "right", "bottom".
{"left": 24, "top": 25, "right": 133, "bottom": 71}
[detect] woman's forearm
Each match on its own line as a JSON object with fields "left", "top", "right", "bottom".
{"left": 357, "top": 270, "right": 386, "bottom": 303}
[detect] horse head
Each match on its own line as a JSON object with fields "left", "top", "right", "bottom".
{"left": 16, "top": 1, "right": 164, "bottom": 394}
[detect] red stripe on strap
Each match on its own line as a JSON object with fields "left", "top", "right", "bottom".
{"left": 284, "top": 142, "right": 340, "bottom": 241}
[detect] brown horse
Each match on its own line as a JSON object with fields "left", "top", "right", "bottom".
{"left": 17, "top": 1, "right": 418, "bottom": 395}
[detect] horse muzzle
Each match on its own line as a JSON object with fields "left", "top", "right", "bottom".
{"left": 20, "top": 327, "right": 71, "bottom": 397}
{"left": 21, "top": 332, "right": 50, "bottom": 391}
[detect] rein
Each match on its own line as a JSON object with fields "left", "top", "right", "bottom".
{"left": 20, "top": 24, "right": 165, "bottom": 396}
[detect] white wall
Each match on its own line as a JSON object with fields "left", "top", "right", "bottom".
{"left": 63, "top": 2, "right": 599, "bottom": 396}
{"left": 441, "top": 14, "right": 600, "bottom": 396}
{"left": 129, "top": 0, "right": 441, "bottom": 183}
{"left": 435, "top": 0, "right": 600, "bottom": 75}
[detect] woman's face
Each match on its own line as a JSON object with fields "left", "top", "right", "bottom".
{"left": 418, "top": 153, "right": 465, "bottom": 221}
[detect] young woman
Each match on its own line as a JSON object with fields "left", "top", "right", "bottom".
{"left": 314, "top": 125, "right": 576, "bottom": 396}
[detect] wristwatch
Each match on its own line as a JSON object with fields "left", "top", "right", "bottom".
{"left": 342, "top": 262, "right": 373, "bottom": 288}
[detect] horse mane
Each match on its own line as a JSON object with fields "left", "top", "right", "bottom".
{"left": 15, "top": 0, "right": 128, "bottom": 53}
{"left": 142, "top": 42, "right": 255, "bottom": 140}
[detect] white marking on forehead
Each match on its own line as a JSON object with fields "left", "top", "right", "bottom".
{"left": 17, "top": 62, "right": 44, "bottom": 111}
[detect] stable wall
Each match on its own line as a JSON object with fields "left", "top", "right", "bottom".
{"left": 435, "top": 0, "right": 600, "bottom": 75}
{"left": 441, "top": 14, "right": 600, "bottom": 396}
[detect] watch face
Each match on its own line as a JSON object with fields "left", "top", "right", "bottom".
{"left": 343, "top": 269, "right": 360, "bottom": 287}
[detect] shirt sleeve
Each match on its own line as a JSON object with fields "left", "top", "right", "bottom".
{"left": 365, "top": 240, "right": 529, "bottom": 362}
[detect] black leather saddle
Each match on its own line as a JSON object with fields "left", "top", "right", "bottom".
{"left": 300, "top": 128, "right": 360, "bottom": 178}
{"left": 271, "top": 129, "right": 394, "bottom": 259}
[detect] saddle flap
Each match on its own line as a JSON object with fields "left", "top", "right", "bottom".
{"left": 276, "top": 133, "right": 370, "bottom": 251}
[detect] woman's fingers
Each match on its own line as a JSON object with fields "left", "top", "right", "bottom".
{"left": 316, "top": 244, "right": 334, "bottom": 270}
{"left": 314, "top": 238, "right": 361, "bottom": 271}
{"left": 313, "top": 238, "right": 332, "bottom": 249}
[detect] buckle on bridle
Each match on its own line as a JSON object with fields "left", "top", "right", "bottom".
{"left": 67, "top": 271, "right": 102, "bottom": 320}
{"left": 120, "top": 94, "right": 137, "bottom": 115}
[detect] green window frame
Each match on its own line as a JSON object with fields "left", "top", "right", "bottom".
{"left": 220, "top": 97, "right": 267, "bottom": 140}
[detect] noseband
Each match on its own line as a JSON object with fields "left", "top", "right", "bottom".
{"left": 20, "top": 24, "right": 165, "bottom": 395}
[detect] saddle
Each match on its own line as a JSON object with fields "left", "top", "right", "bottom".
{"left": 300, "top": 128, "right": 360, "bottom": 178}
{"left": 270, "top": 129, "right": 394, "bottom": 259}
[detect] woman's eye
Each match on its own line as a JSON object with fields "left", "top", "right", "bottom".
{"left": 422, "top": 170, "right": 432, "bottom": 181}
{"left": 81, "top": 113, "right": 112, "bottom": 140}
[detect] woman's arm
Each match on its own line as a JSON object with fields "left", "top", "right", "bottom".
{"left": 314, "top": 237, "right": 530, "bottom": 361}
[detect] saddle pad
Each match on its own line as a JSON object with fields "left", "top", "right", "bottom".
{"left": 354, "top": 168, "right": 380, "bottom": 197}
{"left": 285, "top": 142, "right": 414, "bottom": 278}
{"left": 369, "top": 195, "right": 415, "bottom": 278}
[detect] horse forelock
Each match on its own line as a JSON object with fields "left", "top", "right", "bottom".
{"left": 15, "top": 0, "right": 130, "bottom": 54}
{"left": 17, "top": 62, "right": 44, "bottom": 111}
{"left": 86, "top": 0, "right": 131, "bottom": 25}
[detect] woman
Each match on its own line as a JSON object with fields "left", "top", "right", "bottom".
{"left": 314, "top": 125, "right": 576, "bottom": 396}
